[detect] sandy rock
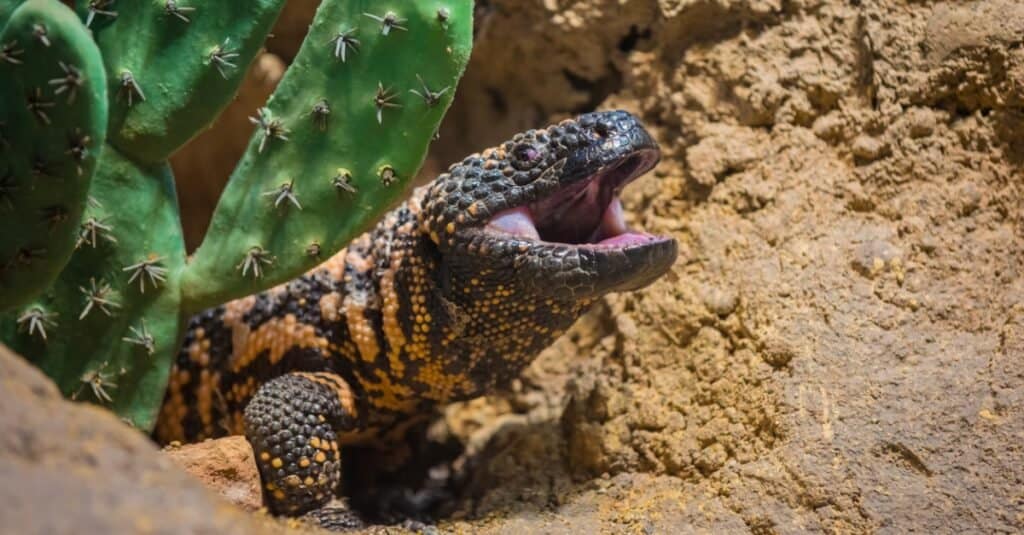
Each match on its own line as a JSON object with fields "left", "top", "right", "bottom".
{"left": 0, "top": 344, "right": 307, "bottom": 535}
{"left": 923, "top": 0, "right": 1024, "bottom": 63}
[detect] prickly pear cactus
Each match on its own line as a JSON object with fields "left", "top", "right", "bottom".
{"left": 1, "top": 0, "right": 473, "bottom": 430}
{"left": 0, "top": 0, "right": 107, "bottom": 312}
{"left": 181, "top": 1, "right": 472, "bottom": 311}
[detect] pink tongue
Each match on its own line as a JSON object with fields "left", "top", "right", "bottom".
{"left": 486, "top": 206, "right": 540, "bottom": 240}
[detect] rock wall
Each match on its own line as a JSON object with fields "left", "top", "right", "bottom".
{"left": 111, "top": 0, "right": 1024, "bottom": 532}
{"left": 428, "top": 0, "right": 1023, "bottom": 532}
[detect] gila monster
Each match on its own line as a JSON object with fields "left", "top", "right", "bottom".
{"left": 155, "top": 110, "right": 678, "bottom": 520}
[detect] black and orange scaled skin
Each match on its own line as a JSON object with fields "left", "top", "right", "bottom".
{"left": 155, "top": 110, "right": 678, "bottom": 516}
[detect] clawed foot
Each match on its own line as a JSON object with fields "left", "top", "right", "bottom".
{"left": 301, "top": 500, "right": 366, "bottom": 531}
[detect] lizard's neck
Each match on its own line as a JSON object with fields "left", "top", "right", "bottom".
{"left": 353, "top": 196, "right": 593, "bottom": 414}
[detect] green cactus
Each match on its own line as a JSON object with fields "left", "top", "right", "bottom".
{"left": 181, "top": 1, "right": 472, "bottom": 311}
{"left": 0, "top": 0, "right": 108, "bottom": 312}
{"left": 1, "top": 0, "right": 473, "bottom": 430}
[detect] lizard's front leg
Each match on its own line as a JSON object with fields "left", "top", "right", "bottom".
{"left": 244, "top": 371, "right": 357, "bottom": 516}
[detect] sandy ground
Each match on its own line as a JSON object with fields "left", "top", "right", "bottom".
{"left": 1, "top": 0, "right": 1021, "bottom": 533}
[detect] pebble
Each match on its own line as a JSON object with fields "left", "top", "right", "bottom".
{"left": 702, "top": 285, "right": 738, "bottom": 317}
{"left": 851, "top": 135, "right": 889, "bottom": 162}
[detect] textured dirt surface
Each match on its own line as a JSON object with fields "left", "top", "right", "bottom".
{"left": 7, "top": 0, "right": 1021, "bottom": 533}
{"left": 420, "top": 0, "right": 1024, "bottom": 532}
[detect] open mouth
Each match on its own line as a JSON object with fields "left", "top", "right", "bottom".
{"left": 484, "top": 149, "right": 663, "bottom": 248}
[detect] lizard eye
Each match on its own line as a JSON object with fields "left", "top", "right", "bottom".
{"left": 511, "top": 143, "right": 542, "bottom": 169}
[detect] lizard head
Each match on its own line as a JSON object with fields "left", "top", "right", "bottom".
{"left": 420, "top": 110, "right": 677, "bottom": 303}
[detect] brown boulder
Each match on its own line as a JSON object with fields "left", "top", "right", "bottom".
{"left": 0, "top": 344, "right": 305, "bottom": 535}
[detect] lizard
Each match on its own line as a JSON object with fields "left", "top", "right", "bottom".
{"left": 154, "top": 110, "right": 678, "bottom": 521}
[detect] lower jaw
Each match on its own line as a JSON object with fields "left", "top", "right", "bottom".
{"left": 582, "top": 231, "right": 663, "bottom": 248}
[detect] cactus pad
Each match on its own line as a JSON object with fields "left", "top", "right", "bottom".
{"left": 0, "top": 0, "right": 107, "bottom": 312}
{"left": 76, "top": 0, "right": 286, "bottom": 163}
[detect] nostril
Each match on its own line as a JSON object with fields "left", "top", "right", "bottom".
{"left": 513, "top": 144, "right": 537, "bottom": 161}
{"left": 594, "top": 122, "right": 611, "bottom": 138}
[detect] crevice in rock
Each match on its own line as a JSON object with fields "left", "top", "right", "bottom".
{"left": 563, "top": 66, "right": 624, "bottom": 115}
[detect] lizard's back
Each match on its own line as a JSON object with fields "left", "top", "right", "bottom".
{"left": 155, "top": 199, "right": 423, "bottom": 445}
